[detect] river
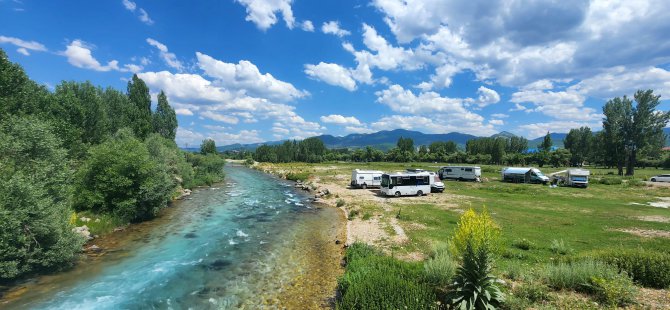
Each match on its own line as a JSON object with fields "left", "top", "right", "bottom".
{"left": 1, "top": 165, "right": 345, "bottom": 309}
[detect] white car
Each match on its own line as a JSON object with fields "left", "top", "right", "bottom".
{"left": 650, "top": 174, "right": 670, "bottom": 182}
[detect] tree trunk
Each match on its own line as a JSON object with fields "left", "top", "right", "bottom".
{"left": 626, "top": 149, "right": 636, "bottom": 176}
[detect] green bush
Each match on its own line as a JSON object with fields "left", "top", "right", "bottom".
{"left": 336, "top": 198, "right": 345, "bottom": 207}
{"left": 73, "top": 130, "right": 174, "bottom": 222}
{"left": 512, "top": 238, "right": 534, "bottom": 251}
{"left": 597, "top": 177, "right": 622, "bottom": 185}
{"left": 513, "top": 281, "right": 551, "bottom": 304}
{"left": 502, "top": 261, "right": 531, "bottom": 281}
{"left": 361, "top": 212, "right": 372, "bottom": 221}
{"left": 590, "top": 248, "right": 670, "bottom": 288}
{"left": 549, "top": 239, "right": 573, "bottom": 255}
{"left": 590, "top": 272, "right": 637, "bottom": 307}
{"left": 424, "top": 252, "right": 457, "bottom": 287}
{"left": 285, "top": 172, "right": 310, "bottom": 182}
{"left": 625, "top": 178, "right": 645, "bottom": 187}
{"left": 542, "top": 260, "right": 618, "bottom": 291}
{"left": 337, "top": 243, "right": 437, "bottom": 310}
{"left": 429, "top": 242, "right": 451, "bottom": 259}
{"left": 347, "top": 209, "right": 360, "bottom": 220}
{"left": 185, "top": 152, "right": 226, "bottom": 187}
{"left": 447, "top": 241, "right": 505, "bottom": 309}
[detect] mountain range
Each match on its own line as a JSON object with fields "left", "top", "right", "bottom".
{"left": 206, "top": 128, "right": 670, "bottom": 152}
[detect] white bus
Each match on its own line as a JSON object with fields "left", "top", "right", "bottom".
{"left": 438, "top": 166, "right": 481, "bottom": 181}
{"left": 380, "top": 171, "right": 432, "bottom": 197}
{"left": 350, "top": 169, "right": 383, "bottom": 189}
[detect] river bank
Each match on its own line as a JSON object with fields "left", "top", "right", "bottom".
{"left": 1, "top": 165, "right": 346, "bottom": 309}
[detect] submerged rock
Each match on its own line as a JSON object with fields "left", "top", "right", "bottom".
{"left": 184, "top": 232, "right": 198, "bottom": 239}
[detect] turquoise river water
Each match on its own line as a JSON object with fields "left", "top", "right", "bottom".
{"left": 1, "top": 165, "right": 344, "bottom": 309}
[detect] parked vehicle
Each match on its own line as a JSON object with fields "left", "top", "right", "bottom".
{"left": 381, "top": 171, "right": 432, "bottom": 197}
{"left": 650, "top": 174, "right": 670, "bottom": 182}
{"left": 438, "top": 166, "right": 481, "bottom": 181}
{"left": 550, "top": 169, "right": 590, "bottom": 188}
{"left": 350, "top": 169, "right": 383, "bottom": 189}
{"left": 501, "top": 167, "right": 549, "bottom": 184}
{"left": 429, "top": 172, "right": 445, "bottom": 193}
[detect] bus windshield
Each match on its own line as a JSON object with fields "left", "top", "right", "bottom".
{"left": 381, "top": 175, "right": 390, "bottom": 187}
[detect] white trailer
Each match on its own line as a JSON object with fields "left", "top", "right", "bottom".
{"left": 438, "top": 166, "right": 481, "bottom": 181}
{"left": 380, "top": 171, "right": 433, "bottom": 197}
{"left": 350, "top": 169, "right": 383, "bottom": 189}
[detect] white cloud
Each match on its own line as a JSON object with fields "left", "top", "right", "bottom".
{"left": 301, "top": 20, "right": 314, "bottom": 32}
{"left": 175, "top": 128, "right": 204, "bottom": 148}
{"left": 122, "top": 0, "right": 153, "bottom": 25}
{"left": 320, "top": 114, "right": 362, "bottom": 126}
{"left": 63, "top": 40, "right": 121, "bottom": 72}
{"left": 235, "top": 0, "right": 295, "bottom": 30}
{"left": 138, "top": 8, "right": 154, "bottom": 25}
{"left": 517, "top": 121, "right": 602, "bottom": 139}
{"left": 344, "top": 126, "right": 376, "bottom": 134}
{"left": 175, "top": 108, "right": 194, "bottom": 116}
{"left": 200, "top": 111, "right": 239, "bottom": 124}
{"left": 196, "top": 52, "right": 307, "bottom": 102}
{"left": 489, "top": 119, "right": 504, "bottom": 126}
{"left": 568, "top": 66, "right": 670, "bottom": 99}
{"left": 476, "top": 86, "right": 501, "bottom": 107}
{"left": 146, "top": 38, "right": 183, "bottom": 71}
{"left": 304, "top": 62, "right": 358, "bottom": 91}
{"left": 375, "top": 84, "right": 478, "bottom": 116}
{"left": 0, "top": 35, "right": 47, "bottom": 55}
{"left": 370, "top": 114, "right": 496, "bottom": 136}
{"left": 322, "top": 21, "right": 351, "bottom": 37}
{"left": 491, "top": 113, "right": 509, "bottom": 118}
{"left": 510, "top": 89, "right": 601, "bottom": 121}
{"left": 122, "top": 0, "right": 136, "bottom": 11}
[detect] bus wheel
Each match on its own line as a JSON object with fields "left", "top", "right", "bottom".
{"left": 458, "top": 177, "right": 463, "bottom": 182}
{"left": 417, "top": 190, "right": 423, "bottom": 196}
{"left": 395, "top": 191, "right": 401, "bottom": 197}
{"left": 362, "top": 183, "right": 367, "bottom": 189}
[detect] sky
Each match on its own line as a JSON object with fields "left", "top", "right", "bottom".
{"left": 2, "top": 0, "right": 670, "bottom": 147}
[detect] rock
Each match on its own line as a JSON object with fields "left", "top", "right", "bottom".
{"left": 72, "top": 225, "right": 93, "bottom": 240}
{"left": 335, "top": 239, "right": 341, "bottom": 245}
{"left": 113, "top": 227, "right": 126, "bottom": 232}
{"left": 340, "top": 259, "right": 347, "bottom": 267}
{"left": 86, "top": 245, "right": 103, "bottom": 253}
{"left": 79, "top": 217, "right": 91, "bottom": 222}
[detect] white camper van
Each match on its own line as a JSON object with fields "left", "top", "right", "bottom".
{"left": 565, "top": 169, "right": 590, "bottom": 187}
{"left": 350, "top": 169, "right": 383, "bottom": 189}
{"left": 380, "top": 171, "right": 432, "bottom": 197}
{"left": 438, "top": 166, "right": 481, "bottom": 181}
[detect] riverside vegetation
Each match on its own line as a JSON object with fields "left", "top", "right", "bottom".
{"left": 0, "top": 49, "right": 225, "bottom": 285}
{"left": 256, "top": 160, "right": 670, "bottom": 309}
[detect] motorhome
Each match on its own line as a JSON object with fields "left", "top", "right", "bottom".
{"left": 564, "top": 169, "right": 590, "bottom": 187}
{"left": 501, "top": 167, "right": 550, "bottom": 184}
{"left": 380, "top": 171, "right": 433, "bottom": 197}
{"left": 438, "top": 166, "right": 482, "bottom": 181}
{"left": 350, "top": 169, "right": 383, "bottom": 189}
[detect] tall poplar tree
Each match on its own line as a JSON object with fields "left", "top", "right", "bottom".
{"left": 153, "top": 90, "right": 178, "bottom": 140}
{"left": 127, "top": 74, "right": 153, "bottom": 139}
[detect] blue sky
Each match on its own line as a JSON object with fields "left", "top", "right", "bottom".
{"left": 2, "top": 0, "right": 670, "bottom": 147}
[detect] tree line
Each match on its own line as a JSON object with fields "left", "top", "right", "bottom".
{"left": 0, "top": 49, "right": 225, "bottom": 282}
{"left": 244, "top": 90, "right": 669, "bottom": 173}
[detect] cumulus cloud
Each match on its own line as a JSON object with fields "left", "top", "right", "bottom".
{"left": 322, "top": 21, "right": 351, "bottom": 37}
{"left": 63, "top": 40, "right": 122, "bottom": 72}
{"left": 301, "top": 20, "right": 314, "bottom": 32}
{"left": 196, "top": 52, "right": 307, "bottom": 101}
{"left": 320, "top": 114, "right": 362, "bottom": 126}
{"left": 235, "top": 0, "right": 295, "bottom": 30}
{"left": 370, "top": 114, "right": 496, "bottom": 136}
{"left": 517, "top": 120, "right": 602, "bottom": 139}
{"left": 0, "top": 35, "right": 47, "bottom": 55}
{"left": 304, "top": 62, "right": 358, "bottom": 91}
{"left": 146, "top": 38, "right": 183, "bottom": 71}
{"left": 476, "top": 86, "right": 501, "bottom": 107}
{"left": 200, "top": 111, "right": 239, "bottom": 124}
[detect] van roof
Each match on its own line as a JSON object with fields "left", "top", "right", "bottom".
{"left": 384, "top": 171, "right": 432, "bottom": 177}
{"left": 353, "top": 169, "right": 384, "bottom": 173}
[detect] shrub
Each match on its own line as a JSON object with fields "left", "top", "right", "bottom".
{"left": 447, "top": 241, "right": 505, "bottom": 309}
{"left": 590, "top": 248, "right": 670, "bottom": 288}
{"left": 542, "top": 260, "right": 618, "bottom": 291}
{"left": 590, "top": 272, "right": 637, "bottom": 307}
{"left": 336, "top": 199, "right": 345, "bottom": 207}
{"left": 348, "top": 209, "right": 360, "bottom": 220}
{"left": 450, "top": 208, "right": 502, "bottom": 257}
{"left": 424, "top": 252, "right": 457, "bottom": 287}
{"left": 429, "top": 242, "right": 451, "bottom": 259}
{"left": 361, "top": 213, "right": 372, "bottom": 221}
{"left": 285, "top": 172, "right": 310, "bottom": 182}
{"left": 598, "top": 177, "right": 622, "bottom": 185}
{"left": 513, "top": 281, "right": 551, "bottom": 304}
{"left": 626, "top": 178, "right": 645, "bottom": 187}
{"left": 502, "top": 261, "right": 531, "bottom": 281}
{"left": 337, "top": 243, "right": 437, "bottom": 310}
{"left": 550, "top": 239, "right": 573, "bottom": 255}
{"left": 512, "top": 238, "right": 534, "bottom": 251}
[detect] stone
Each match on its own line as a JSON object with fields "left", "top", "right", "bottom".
{"left": 335, "top": 239, "right": 341, "bottom": 245}
{"left": 86, "top": 245, "right": 103, "bottom": 253}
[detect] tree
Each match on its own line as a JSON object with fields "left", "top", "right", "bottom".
{"left": 0, "top": 117, "right": 83, "bottom": 280}
{"left": 602, "top": 96, "right": 631, "bottom": 175}
{"left": 397, "top": 137, "right": 414, "bottom": 153}
{"left": 624, "top": 90, "right": 670, "bottom": 175}
{"left": 72, "top": 129, "right": 174, "bottom": 222}
{"left": 564, "top": 127, "right": 593, "bottom": 166}
{"left": 550, "top": 149, "right": 572, "bottom": 167}
{"left": 152, "top": 90, "right": 178, "bottom": 141}
{"left": 0, "top": 49, "right": 49, "bottom": 120}
{"left": 540, "top": 132, "right": 553, "bottom": 152}
{"left": 507, "top": 136, "right": 528, "bottom": 154}
{"left": 127, "top": 74, "right": 153, "bottom": 139}
{"left": 200, "top": 139, "right": 217, "bottom": 155}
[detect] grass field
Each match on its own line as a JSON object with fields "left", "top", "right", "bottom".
{"left": 256, "top": 162, "right": 670, "bottom": 308}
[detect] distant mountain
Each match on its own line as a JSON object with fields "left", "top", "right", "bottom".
{"left": 203, "top": 128, "right": 670, "bottom": 152}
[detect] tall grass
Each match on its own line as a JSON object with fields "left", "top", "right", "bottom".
{"left": 542, "top": 260, "right": 618, "bottom": 291}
